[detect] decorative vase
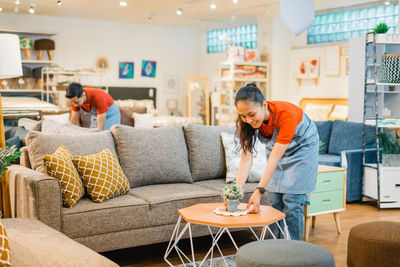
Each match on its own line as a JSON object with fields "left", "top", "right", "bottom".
{"left": 226, "top": 198, "right": 239, "bottom": 212}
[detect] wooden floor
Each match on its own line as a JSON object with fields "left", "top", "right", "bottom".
{"left": 102, "top": 202, "right": 400, "bottom": 267}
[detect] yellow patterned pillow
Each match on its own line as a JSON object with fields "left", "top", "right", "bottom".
{"left": 43, "top": 146, "right": 84, "bottom": 208}
{"left": 0, "top": 221, "right": 11, "bottom": 266}
{"left": 72, "top": 149, "right": 130, "bottom": 203}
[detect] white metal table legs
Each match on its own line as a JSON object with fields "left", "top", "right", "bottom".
{"left": 164, "top": 216, "right": 290, "bottom": 267}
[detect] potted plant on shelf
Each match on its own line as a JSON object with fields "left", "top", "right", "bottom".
{"left": 373, "top": 23, "right": 390, "bottom": 43}
{"left": 379, "top": 129, "right": 400, "bottom": 166}
{"left": 222, "top": 182, "right": 243, "bottom": 212}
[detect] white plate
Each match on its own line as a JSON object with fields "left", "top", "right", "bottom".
{"left": 213, "top": 207, "right": 250, "bottom": 216}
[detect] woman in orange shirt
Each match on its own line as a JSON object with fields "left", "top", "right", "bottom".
{"left": 235, "top": 83, "right": 319, "bottom": 240}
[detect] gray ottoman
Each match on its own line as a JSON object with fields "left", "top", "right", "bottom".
{"left": 236, "top": 240, "right": 335, "bottom": 267}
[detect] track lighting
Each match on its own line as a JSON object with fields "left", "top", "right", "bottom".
{"left": 0, "top": 7, "right": 2, "bottom": 12}
{"left": 210, "top": 0, "right": 216, "bottom": 10}
{"left": 384, "top": 1, "right": 391, "bottom": 5}
{"left": 176, "top": 8, "right": 183, "bottom": 15}
{"left": 233, "top": 0, "right": 239, "bottom": 3}
{"left": 15, "top": 0, "right": 20, "bottom": 4}
{"left": 120, "top": 1, "right": 127, "bottom": 7}
{"left": 28, "top": 5, "right": 35, "bottom": 14}
{"left": 148, "top": 16, "right": 152, "bottom": 23}
{"left": 57, "top": 0, "right": 62, "bottom": 6}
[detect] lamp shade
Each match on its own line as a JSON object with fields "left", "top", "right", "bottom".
{"left": 0, "top": 34, "right": 23, "bottom": 79}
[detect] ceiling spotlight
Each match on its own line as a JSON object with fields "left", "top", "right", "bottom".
{"left": 233, "top": 0, "right": 239, "bottom": 3}
{"left": 57, "top": 0, "right": 62, "bottom": 6}
{"left": 176, "top": 8, "right": 183, "bottom": 15}
{"left": 210, "top": 0, "right": 216, "bottom": 10}
{"left": 15, "top": 0, "right": 20, "bottom": 4}
{"left": 29, "top": 5, "right": 35, "bottom": 14}
{"left": 148, "top": 16, "right": 152, "bottom": 23}
{"left": 120, "top": 1, "right": 127, "bottom": 7}
{"left": 384, "top": 1, "right": 390, "bottom": 5}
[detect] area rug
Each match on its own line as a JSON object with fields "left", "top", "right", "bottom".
{"left": 175, "top": 255, "right": 235, "bottom": 267}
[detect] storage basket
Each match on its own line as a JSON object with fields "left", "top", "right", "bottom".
{"left": 378, "top": 54, "right": 400, "bottom": 83}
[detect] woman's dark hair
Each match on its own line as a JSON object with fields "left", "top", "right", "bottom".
{"left": 235, "top": 83, "right": 265, "bottom": 154}
{"left": 65, "top": 82, "right": 84, "bottom": 99}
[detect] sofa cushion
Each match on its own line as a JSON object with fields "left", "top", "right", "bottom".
{"left": 3, "top": 218, "right": 118, "bottom": 267}
{"left": 72, "top": 149, "right": 130, "bottom": 203}
{"left": 62, "top": 195, "right": 149, "bottom": 239}
{"left": 119, "top": 106, "right": 146, "bottom": 127}
{"left": 26, "top": 131, "right": 117, "bottom": 173}
{"left": 5, "top": 136, "right": 20, "bottom": 149}
{"left": 5, "top": 126, "right": 28, "bottom": 146}
{"left": 130, "top": 183, "right": 221, "bottom": 226}
{"left": 183, "top": 124, "right": 235, "bottom": 181}
{"left": 43, "top": 146, "right": 85, "bottom": 208}
{"left": 314, "top": 120, "right": 333, "bottom": 154}
{"left": 318, "top": 154, "right": 342, "bottom": 167}
{"left": 41, "top": 119, "right": 100, "bottom": 134}
{"left": 110, "top": 125, "right": 192, "bottom": 187}
{"left": 18, "top": 118, "right": 42, "bottom": 131}
{"left": 328, "top": 120, "right": 376, "bottom": 155}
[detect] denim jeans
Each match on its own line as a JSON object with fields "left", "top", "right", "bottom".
{"left": 267, "top": 192, "right": 306, "bottom": 240}
{"left": 89, "top": 103, "right": 121, "bottom": 130}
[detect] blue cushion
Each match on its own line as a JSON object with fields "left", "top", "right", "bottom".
{"left": 328, "top": 120, "right": 375, "bottom": 155}
{"left": 4, "top": 126, "right": 28, "bottom": 147}
{"left": 314, "top": 120, "right": 333, "bottom": 154}
{"left": 318, "top": 154, "right": 341, "bottom": 167}
{"left": 5, "top": 136, "right": 21, "bottom": 149}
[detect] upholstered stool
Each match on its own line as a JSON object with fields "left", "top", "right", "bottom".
{"left": 348, "top": 221, "right": 400, "bottom": 267}
{"left": 10, "top": 66, "right": 32, "bottom": 89}
{"left": 34, "top": 39, "right": 55, "bottom": 60}
{"left": 32, "top": 67, "right": 54, "bottom": 89}
{"left": 236, "top": 240, "right": 335, "bottom": 267}
{"left": 20, "top": 37, "right": 33, "bottom": 60}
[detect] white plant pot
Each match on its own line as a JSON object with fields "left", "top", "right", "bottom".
{"left": 375, "top": 34, "right": 387, "bottom": 43}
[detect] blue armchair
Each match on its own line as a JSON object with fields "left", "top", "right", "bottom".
{"left": 314, "top": 120, "right": 378, "bottom": 202}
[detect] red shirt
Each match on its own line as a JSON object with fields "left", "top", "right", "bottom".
{"left": 259, "top": 101, "right": 303, "bottom": 144}
{"left": 71, "top": 88, "right": 114, "bottom": 115}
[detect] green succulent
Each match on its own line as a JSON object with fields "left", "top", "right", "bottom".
{"left": 373, "top": 23, "right": 389, "bottom": 34}
{"left": 0, "top": 146, "right": 21, "bottom": 177}
{"left": 222, "top": 182, "right": 244, "bottom": 200}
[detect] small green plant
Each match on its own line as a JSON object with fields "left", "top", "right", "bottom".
{"left": 373, "top": 23, "right": 389, "bottom": 34}
{"left": 222, "top": 182, "right": 244, "bottom": 200}
{"left": 0, "top": 146, "right": 21, "bottom": 177}
{"left": 379, "top": 131, "right": 400, "bottom": 154}
{"left": 318, "top": 141, "right": 324, "bottom": 153}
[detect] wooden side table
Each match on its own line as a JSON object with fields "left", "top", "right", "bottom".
{"left": 304, "top": 165, "right": 346, "bottom": 241}
{"left": 164, "top": 203, "right": 288, "bottom": 267}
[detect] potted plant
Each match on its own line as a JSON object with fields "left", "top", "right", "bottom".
{"left": 379, "top": 130, "right": 400, "bottom": 166}
{"left": 373, "top": 23, "right": 390, "bottom": 43}
{"left": 0, "top": 146, "right": 21, "bottom": 177}
{"left": 222, "top": 182, "right": 243, "bottom": 212}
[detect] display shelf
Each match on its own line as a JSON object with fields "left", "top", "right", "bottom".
{"left": 0, "top": 29, "right": 56, "bottom": 36}
{"left": 21, "top": 60, "right": 54, "bottom": 64}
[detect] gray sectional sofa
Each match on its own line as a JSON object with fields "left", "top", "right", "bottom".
{"left": 9, "top": 123, "right": 266, "bottom": 252}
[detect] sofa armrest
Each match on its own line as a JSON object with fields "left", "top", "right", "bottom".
{"left": 8, "top": 165, "right": 62, "bottom": 231}
{"left": 340, "top": 148, "right": 382, "bottom": 202}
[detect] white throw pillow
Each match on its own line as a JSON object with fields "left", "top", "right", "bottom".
{"left": 221, "top": 132, "right": 267, "bottom": 183}
{"left": 328, "top": 104, "right": 348, "bottom": 120}
{"left": 303, "top": 103, "right": 333, "bottom": 121}
{"left": 43, "top": 112, "right": 70, "bottom": 123}
{"left": 132, "top": 112, "right": 153, "bottom": 128}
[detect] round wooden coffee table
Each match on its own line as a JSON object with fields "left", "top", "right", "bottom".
{"left": 164, "top": 203, "right": 289, "bottom": 267}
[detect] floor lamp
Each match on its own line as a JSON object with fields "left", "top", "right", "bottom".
{"left": 0, "top": 34, "right": 23, "bottom": 218}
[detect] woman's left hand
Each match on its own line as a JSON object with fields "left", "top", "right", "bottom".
{"left": 247, "top": 190, "right": 262, "bottom": 214}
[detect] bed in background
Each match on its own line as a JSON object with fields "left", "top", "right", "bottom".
{"left": 2, "top": 97, "right": 60, "bottom": 119}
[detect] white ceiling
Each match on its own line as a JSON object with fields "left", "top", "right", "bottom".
{"left": 0, "top": 0, "right": 384, "bottom": 27}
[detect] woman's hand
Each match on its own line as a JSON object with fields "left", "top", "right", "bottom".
{"left": 247, "top": 190, "right": 262, "bottom": 213}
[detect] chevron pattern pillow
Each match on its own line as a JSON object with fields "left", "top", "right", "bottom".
{"left": 72, "top": 149, "right": 130, "bottom": 203}
{"left": 43, "top": 146, "right": 85, "bottom": 208}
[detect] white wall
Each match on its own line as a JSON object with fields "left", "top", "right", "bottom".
{"left": 0, "top": 13, "right": 201, "bottom": 114}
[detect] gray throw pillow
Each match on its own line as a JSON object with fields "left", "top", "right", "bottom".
{"left": 110, "top": 125, "right": 192, "bottom": 187}
{"left": 26, "top": 131, "right": 117, "bottom": 173}
{"left": 183, "top": 124, "right": 235, "bottom": 181}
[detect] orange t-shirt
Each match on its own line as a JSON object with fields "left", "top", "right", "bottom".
{"left": 259, "top": 101, "right": 303, "bottom": 144}
{"left": 71, "top": 88, "right": 114, "bottom": 115}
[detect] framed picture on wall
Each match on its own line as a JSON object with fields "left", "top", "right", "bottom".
{"left": 324, "top": 45, "right": 341, "bottom": 76}
{"left": 141, "top": 60, "right": 157, "bottom": 78}
{"left": 119, "top": 62, "right": 134, "bottom": 79}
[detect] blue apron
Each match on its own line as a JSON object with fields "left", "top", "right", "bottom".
{"left": 257, "top": 111, "right": 319, "bottom": 194}
{"left": 84, "top": 103, "right": 121, "bottom": 130}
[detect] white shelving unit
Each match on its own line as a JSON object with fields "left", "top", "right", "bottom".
{"left": 353, "top": 32, "right": 400, "bottom": 210}
{"left": 211, "top": 61, "right": 268, "bottom": 126}
{"left": 42, "top": 67, "right": 108, "bottom": 110}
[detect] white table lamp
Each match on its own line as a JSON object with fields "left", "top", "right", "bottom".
{"left": 0, "top": 33, "right": 23, "bottom": 218}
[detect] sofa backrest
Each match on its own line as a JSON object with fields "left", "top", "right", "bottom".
{"left": 41, "top": 120, "right": 100, "bottom": 134}
{"left": 183, "top": 124, "right": 235, "bottom": 182}
{"left": 18, "top": 118, "right": 42, "bottom": 132}
{"left": 314, "top": 120, "right": 333, "bottom": 154}
{"left": 25, "top": 131, "right": 117, "bottom": 173}
{"left": 328, "top": 120, "right": 376, "bottom": 155}
{"left": 110, "top": 125, "right": 192, "bottom": 187}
